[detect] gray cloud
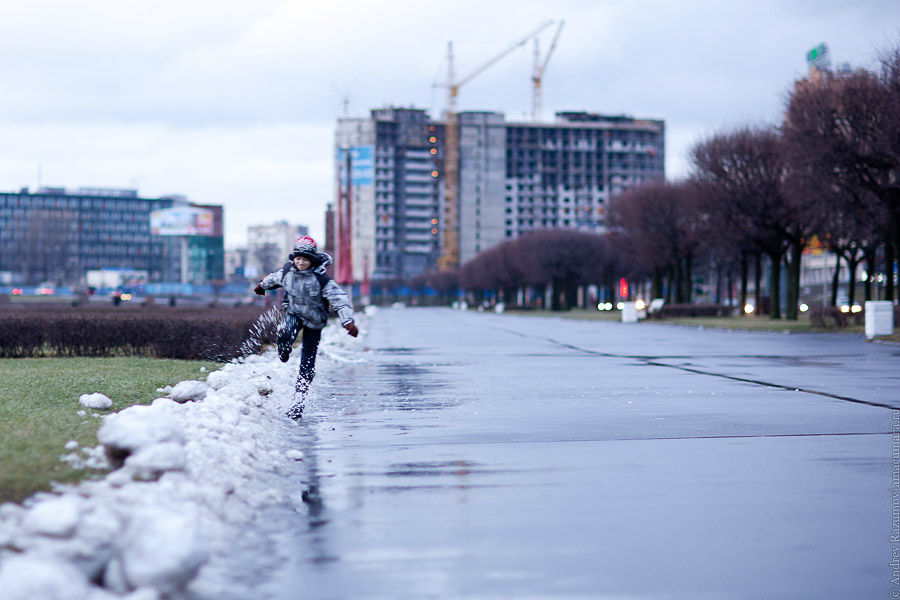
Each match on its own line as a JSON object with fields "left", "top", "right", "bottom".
{"left": 0, "top": 0, "right": 898, "bottom": 247}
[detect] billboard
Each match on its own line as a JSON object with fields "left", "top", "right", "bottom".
{"left": 337, "top": 146, "right": 374, "bottom": 186}
{"left": 150, "top": 207, "right": 215, "bottom": 236}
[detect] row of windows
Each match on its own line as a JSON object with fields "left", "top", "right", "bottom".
{"left": 506, "top": 147, "right": 660, "bottom": 159}
{"left": 1, "top": 224, "right": 149, "bottom": 238}
{"left": 504, "top": 193, "right": 603, "bottom": 202}
{"left": 0, "top": 211, "right": 151, "bottom": 224}
{"left": 503, "top": 205, "right": 603, "bottom": 216}
{"left": 0, "top": 196, "right": 158, "bottom": 212}
{"left": 506, "top": 128, "right": 661, "bottom": 144}
{"left": 0, "top": 244, "right": 148, "bottom": 257}
{"left": 508, "top": 161, "right": 658, "bottom": 173}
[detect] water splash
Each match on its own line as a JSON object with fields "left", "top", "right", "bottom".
{"left": 237, "top": 305, "right": 284, "bottom": 359}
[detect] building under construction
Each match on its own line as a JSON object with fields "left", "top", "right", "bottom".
{"left": 332, "top": 108, "right": 664, "bottom": 282}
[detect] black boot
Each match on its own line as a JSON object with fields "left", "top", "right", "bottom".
{"left": 285, "top": 377, "right": 310, "bottom": 420}
{"left": 278, "top": 346, "right": 291, "bottom": 363}
{"left": 285, "top": 402, "right": 304, "bottom": 420}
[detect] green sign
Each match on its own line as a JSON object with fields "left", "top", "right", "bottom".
{"left": 806, "top": 43, "right": 828, "bottom": 66}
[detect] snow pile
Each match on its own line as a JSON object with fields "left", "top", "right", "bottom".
{"left": 103, "top": 508, "right": 209, "bottom": 595}
{"left": 166, "top": 380, "right": 207, "bottom": 403}
{"left": 0, "top": 316, "right": 367, "bottom": 599}
{"left": 21, "top": 497, "right": 81, "bottom": 538}
{"left": 0, "top": 555, "right": 96, "bottom": 600}
{"left": 79, "top": 393, "right": 113, "bottom": 410}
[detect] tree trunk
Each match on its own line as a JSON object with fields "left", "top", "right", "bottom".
{"left": 864, "top": 247, "right": 877, "bottom": 301}
{"left": 768, "top": 251, "right": 782, "bottom": 319}
{"left": 566, "top": 280, "right": 578, "bottom": 310}
{"left": 785, "top": 240, "right": 802, "bottom": 321}
{"left": 739, "top": 254, "right": 748, "bottom": 315}
{"left": 673, "top": 261, "right": 684, "bottom": 304}
{"left": 754, "top": 253, "right": 763, "bottom": 316}
{"left": 886, "top": 234, "right": 896, "bottom": 302}
{"left": 662, "top": 267, "right": 669, "bottom": 303}
{"left": 684, "top": 253, "right": 694, "bottom": 304}
{"left": 549, "top": 280, "right": 562, "bottom": 311}
{"left": 714, "top": 262, "right": 723, "bottom": 304}
{"left": 830, "top": 253, "right": 841, "bottom": 306}
{"left": 651, "top": 268, "right": 663, "bottom": 299}
{"left": 847, "top": 255, "right": 860, "bottom": 306}
{"left": 727, "top": 268, "right": 734, "bottom": 307}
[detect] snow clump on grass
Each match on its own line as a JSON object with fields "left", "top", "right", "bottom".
{"left": 79, "top": 393, "right": 113, "bottom": 410}
{"left": 166, "top": 380, "right": 207, "bottom": 403}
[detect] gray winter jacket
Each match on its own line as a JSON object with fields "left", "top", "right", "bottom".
{"left": 258, "top": 259, "right": 354, "bottom": 329}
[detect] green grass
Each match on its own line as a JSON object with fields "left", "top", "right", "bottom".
{"left": 0, "top": 357, "right": 218, "bottom": 504}
{"left": 653, "top": 314, "right": 827, "bottom": 332}
{"left": 503, "top": 308, "right": 623, "bottom": 321}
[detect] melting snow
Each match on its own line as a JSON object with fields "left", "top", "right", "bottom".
{"left": 0, "top": 315, "right": 366, "bottom": 599}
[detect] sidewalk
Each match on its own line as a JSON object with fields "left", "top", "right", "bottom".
{"left": 277, "top": 307, "right": 896, "bottom": 599}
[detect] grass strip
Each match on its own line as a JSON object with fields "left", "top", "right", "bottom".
{"left": 0, "top": 357, "right": 218, "bottom": 505}
{"left": 500, "top": 308, "right": 899, "bottom": 341}
{"left": 503, "top": 309, "right": 623, "bottom": 321}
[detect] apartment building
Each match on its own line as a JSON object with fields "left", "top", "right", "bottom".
{"left": 334, "top": 108, "right": 664, "bottom": 279}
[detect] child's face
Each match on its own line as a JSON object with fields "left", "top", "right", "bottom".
{"left": 293, "top": 255, "right": 312, "bottom": 271}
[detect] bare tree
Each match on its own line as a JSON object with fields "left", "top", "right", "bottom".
{"left": 610, "top": 181, "right": 708, "bottom": 304}
{"left": 458, "top": 229, "right": 621, "bottom": 311}
{"left": 784, "top": 65, "right": 900, "bottom": 301}
{"left": 691, "top": 127, "right": 806, "bottom": 318}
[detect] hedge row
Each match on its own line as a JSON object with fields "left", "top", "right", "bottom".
{"left": 0, "top": 306, "right": 275, "bottom": 360}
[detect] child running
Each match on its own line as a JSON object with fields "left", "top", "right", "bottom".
{"left": 253, "top": 236, "right": 358, "bottom": 419}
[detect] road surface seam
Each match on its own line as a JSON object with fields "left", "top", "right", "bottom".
{"left": 489, "top": 325, "right": 897, "bottom": 411}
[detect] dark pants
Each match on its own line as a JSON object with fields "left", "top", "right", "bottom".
{"left": 277, "top": 314, "right": 322, "bottom": 396}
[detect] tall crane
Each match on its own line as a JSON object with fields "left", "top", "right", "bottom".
{"left": 436, "top": 20, "right": 554, "bottom": 272}
{"left": 532, "top": 20, "right": 565, "bottom": 122}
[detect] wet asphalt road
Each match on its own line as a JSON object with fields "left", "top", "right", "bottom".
{"left": 276, "top": 308, "right": 899, "bottom": 599}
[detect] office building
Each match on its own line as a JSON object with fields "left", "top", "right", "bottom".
{"left": 0, "top": 187, "right": 224, "bottom": 285}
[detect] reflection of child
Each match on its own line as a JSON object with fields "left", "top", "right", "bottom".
{"left": 253, "top": 236, "right": 358, "bottom": 419}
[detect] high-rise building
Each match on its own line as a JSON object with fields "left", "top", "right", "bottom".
{"left": 333, "top": 108, "right": 664, "bottom": 280}
{"left": 0, "top": 187, "right": 224, "bottom": 285}
{"left": 457, "top": 111, "right": 665, "bottom": 263}
{"left": 335, "top": 108, "right": 444, "bottom": 282}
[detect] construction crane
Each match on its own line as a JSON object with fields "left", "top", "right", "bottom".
{"left": 436, "top": 20, "right": 554, "bottom": 272}
{"left": 532, "top": 20, "right": 565, "bottom": 122}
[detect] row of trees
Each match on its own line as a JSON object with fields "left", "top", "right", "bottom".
{"left": 457, "top": 229, "right": 624, "bottom": 310}
{"left": 434, "top": 45, "right": 899, "bottom": 319}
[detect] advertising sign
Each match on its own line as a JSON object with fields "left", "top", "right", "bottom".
{"left": 337, "top": 146, "right": 374, "bottom": 186}
{"left": 150, "top": 207, "right": 215, "bottom": 236}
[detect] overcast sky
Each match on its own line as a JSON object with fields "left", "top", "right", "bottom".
{"left": 0, "top": 0, "right": 897, "bottom": 249}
